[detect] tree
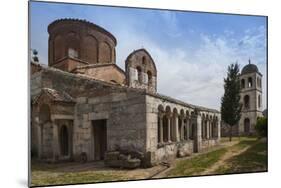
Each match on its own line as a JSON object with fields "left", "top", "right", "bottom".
{"left": 221, "top": 63, "right": 242, "bottom": 141}
{"left": 255, "top": 117, "right": 267, "bottom": 137}
{"left": 32, "top": 49, "right": 39, "bottom": 62}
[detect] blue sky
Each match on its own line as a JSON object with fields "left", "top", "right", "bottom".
{"left": 30, "top": 1, "right": 267, "bottom": 110}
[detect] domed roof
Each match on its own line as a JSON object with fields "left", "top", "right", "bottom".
{"left": 241, "top": 61, "right": 259, "bottom": 75}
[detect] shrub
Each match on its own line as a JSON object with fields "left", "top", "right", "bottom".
{"left": 255, "top": 117, "right": 267, "bottom": 137}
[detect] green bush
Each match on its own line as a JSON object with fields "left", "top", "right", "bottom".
{"left": 255, "top": 117, "right": 267, "bottom": 137}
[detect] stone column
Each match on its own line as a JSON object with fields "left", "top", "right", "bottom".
{"left": 210, "top": 121, "right": 213, "bottom": 139}
{"left": 159, "top": 115, "right": 163, "bottom": 143}
{"left": 189, "top": 119, "right": 192, "bottom": 139}
{"left": 167, "top": 116, "right": 171, "bottom": 142}
{"left": 181, "top": 117, "right": 184, "bottom": 140}
{"left": 192, "top": 109, "right": 202, "bottom": 153}
{"left": 206, "top": 120, "right": 210, "bottom": 139}
{"left": 201, "top": 120, "right": 205, "bottom": 140}
{"left": 186, "top": 117, "right": 189, "bottom": 140}
{"left": 52, "top": 121, "right": 60, "bottom": 161}
{"left": 37, "top": 123, "right": 42, "bottom": 159}
{"left": 217, "top": 117, "right": 221, "bottom": 140}
{"left": 175, "top": 115, "right": 180, "bottom": 142}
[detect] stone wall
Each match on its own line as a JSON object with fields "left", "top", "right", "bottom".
{"left": 73, "top": 89, "right": 147, "bottom": 161}
{"left": 74, "top": 64, "right": 126, "bottom": 85}
{"left": 31, "top": 67, "right": 147, "bottom": 162}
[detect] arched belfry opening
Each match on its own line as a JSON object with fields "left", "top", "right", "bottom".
{"left": 244, "top": 95, "right": 250, "bottom": 109}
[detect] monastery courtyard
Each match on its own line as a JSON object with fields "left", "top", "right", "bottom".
{"left": 31, "top": 136, "right": 267, "bottom": 187}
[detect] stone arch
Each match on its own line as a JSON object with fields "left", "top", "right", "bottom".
{"left": 60, "top": 125, "right": 69, "bottom": 156}
{"left": 99, "top": 41, "right": 111, "bottom": 63}
{"left": 157, "top": 104, "right": 165, "bottom": 143}
{"left": 82, "top": 35, "right": 98, "bottom": 64}
{"left": 244, "top": 95, "right": 250, "bottom": 109}
{"left": 54, "top": 35, "right": 64, "bottom": 61}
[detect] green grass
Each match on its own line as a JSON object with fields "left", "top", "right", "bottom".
{"left": 31, "top": 162, "right": 128, "bottom": 186}
{"left": 215, "top": 139, "right": 267, "bottom": 174}
{"left": 166, "top": 148, "right": 227, "bottom": 177}
{"left": 31, "top": 170, "right": 126, "bottom": 186}
{"left": 166, "top": 137, "right": 261, "bottom": 177}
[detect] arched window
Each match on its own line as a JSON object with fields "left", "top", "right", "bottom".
{"left": 142, "top": 56, "right": 146, "bottom": 65}
{"left": 244, "top": 118, "right": 250, "bottom": 133}
{"left": 157, "top": 116, "right": 161, "bottom": 143}
{"left": 241, "top": 79, "right": 245, "bottom": 89}
{"left": 244, "top": 95, "right": 250, "bottom": 109}
{"left": 136, "top": 66, "right": 142, "bottom": 83}
{"left": 258, "top": 95, "right": 261, "bottom": 108}
{"left": 147, "top": 71, "right": 152, "bottom": 86}
{"left": 248, "top": 77, "right": 253, "bottom": 88}
{"left": 66, "top": 32, "right": 79, "bottom": 59}
{"left": 163, "top": 115, "right": 168, "bottom": 142}
{"left": 60, "top": 125, "right": 69, "bottom": 156}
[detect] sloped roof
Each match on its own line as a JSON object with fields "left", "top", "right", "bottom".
{"left": 33, "top": 88, "right": 75, "bottom": 104}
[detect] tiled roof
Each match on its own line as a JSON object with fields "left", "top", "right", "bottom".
{"left": 33, "top": 88, "right": 75, "bottom": 104}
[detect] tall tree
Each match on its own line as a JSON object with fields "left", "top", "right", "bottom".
{"left": 221, "top": 63, "right": 242, "bottom": 141}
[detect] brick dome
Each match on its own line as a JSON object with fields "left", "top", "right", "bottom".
{"left": 241, "top": 63, "right": 259, "bottom": 75}
{"left": 48, "top": 18, "right": 117, "bottom": 67}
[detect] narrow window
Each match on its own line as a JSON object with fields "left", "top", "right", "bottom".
{"left": 142, "top": 56, "right": 146, "bottom": 65}
{"left": 248, "top": 77, "right": 253, "bottom": 88}
{"left": 258, "top": 95, "right": 261, "bottom": 108}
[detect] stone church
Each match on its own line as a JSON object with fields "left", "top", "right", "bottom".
{"left": 221, "top": 62, "right": 264, "bottom": 137}
{"left": 31, "top": 18, "right": 221, "bottom": 167}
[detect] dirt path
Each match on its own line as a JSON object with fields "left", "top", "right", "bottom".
{"left": 200, "top": 145, "right": 251, "bottom": 175}
{"left": 151, "top": 140, "right": 240, "bottom": 178}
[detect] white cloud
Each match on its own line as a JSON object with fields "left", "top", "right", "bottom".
{"left": 115, "top": 24, "right": 267, "bottom": 110}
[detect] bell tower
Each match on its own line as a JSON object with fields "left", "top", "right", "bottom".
{"left": 239, "top": 60, "right": 263, "bottom": 135}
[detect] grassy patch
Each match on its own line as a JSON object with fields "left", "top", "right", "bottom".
{"left": 166, "top": 148, "right": 227, "bottom": 177}
{"left": 166, "top": 137, "right": 259, "bottom": 177}
{"left": 215, "top": 139, "right": 267, "bottom": 174}
{"left": 31, "top": 161, "right": 128, "bottom": 186}
{"left": 31, "top": 170, "right": 126, "bottom": 186}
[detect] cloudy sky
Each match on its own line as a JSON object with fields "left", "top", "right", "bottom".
{"left": 30, "top": 1, "right": 267, "bottom": 111}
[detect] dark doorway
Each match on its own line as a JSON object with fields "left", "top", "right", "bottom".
{"left": 92, "top": 119, "right": 107, "bottom": 160}
{"left": 60, "top": 125, "right": 69, "bottom": 156}
{"left": 244, "top": 118, "right": 250, "bottom": 134}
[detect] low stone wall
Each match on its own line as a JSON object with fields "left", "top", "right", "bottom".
{"left": 154, "top": 141, "right": 194, "bottom": 164}
{"left": 201, "top": 139, "right": 219, "bottom": 151}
